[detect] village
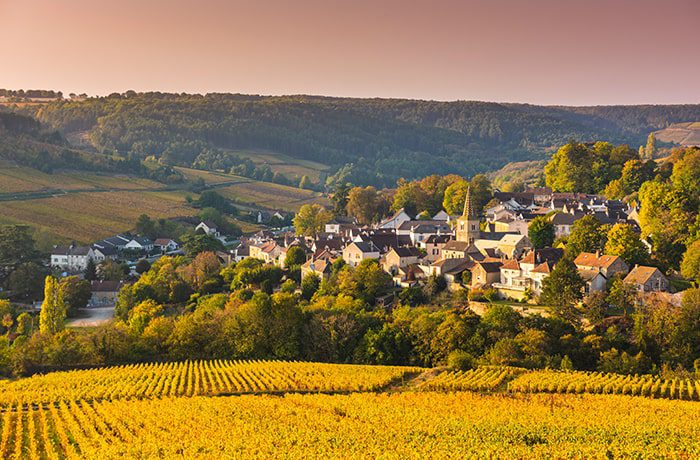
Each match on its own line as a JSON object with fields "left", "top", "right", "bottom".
{"left": 46, "top": 184, "right": 674, "bottom": 320}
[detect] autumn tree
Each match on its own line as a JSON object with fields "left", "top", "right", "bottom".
{"left": 293, "top": 204, "right": 332, "bottom": 239}
{"left": 605, "top": 224, "right": 648, "bottom": 267}
{"left": 285, "top": 246, "right": 307, "bottom": 268}
{"left": 177, "top": 251, "right": 222, "bottom": 292}
{"left": 39, "top": 276, "right": 67, "bottom": 335}
{"left": 681, "top": 239, "right": 700, "bottom": 285}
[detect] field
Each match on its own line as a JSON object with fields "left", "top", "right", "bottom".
{"left": 1, "top": 392, "right": 698, "bottom": 458}
{"left": 227, "top": 149, "right": 330, "bottom": 181}
{"left": 0, "top": 161, "right": 162, "bottom": 194}
{"left": 0, "top": 360, "right": 421, "bottom": 406}
{"left": 0, "top": 190, "right": 193, "bottom": 243}
{"left": 0, "top": 361, "right": 699, "bottom": 458}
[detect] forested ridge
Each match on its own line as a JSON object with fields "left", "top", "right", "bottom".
{"left": 9, "top": 92, "right": 698, "bottom": 186}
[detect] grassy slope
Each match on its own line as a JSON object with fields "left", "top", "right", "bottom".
{"left": 0, "top": 163, "right": 326, "bottom": 243}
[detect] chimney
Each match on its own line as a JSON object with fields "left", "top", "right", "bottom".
{"left": 595, "top": 250, "right": 600, "bottom": 258}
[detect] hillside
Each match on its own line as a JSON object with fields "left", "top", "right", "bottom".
{"left": 9, "top": 93, "right": 699, "bottom": 186}
{"left": 654, "top": 121, "right": 700, "bottom": 147}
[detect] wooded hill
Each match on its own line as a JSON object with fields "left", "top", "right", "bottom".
{"left": 8, "top": 93, "right": 700, "bottom": 186}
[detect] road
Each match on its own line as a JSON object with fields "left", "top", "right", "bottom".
{"left": 66, "top": 307, "right": 115, "bottom": 327}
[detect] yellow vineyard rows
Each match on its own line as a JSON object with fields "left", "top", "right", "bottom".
{"left": 509, "top": 369, "right": 700, "bottom": 401}
{"left": 0, "top": 360, "right": 421, "bottom": 407}
{"left": 1, "top": 392, "right": 699, "bottom": 459}
{"left": 417, "top": 366, "right": 526, "bottom": 391}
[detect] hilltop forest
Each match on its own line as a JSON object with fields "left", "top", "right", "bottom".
{"left": 4, "top": 92, "right": 699, "bottom": 187}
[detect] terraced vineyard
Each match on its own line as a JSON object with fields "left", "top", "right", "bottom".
{"left": 0, "top": 360, "right": 422, "bottom": 406}
{"left": 417, "top": 366, "right": 526, "bottom": 391}
{"left": 509, "top": 369, "right": 700, "bottom": 401}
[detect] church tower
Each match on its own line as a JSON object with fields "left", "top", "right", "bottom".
{"left": 455, "top": 186, "right": 480, "bottom": 244}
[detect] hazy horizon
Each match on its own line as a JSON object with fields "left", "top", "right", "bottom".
{"left": 1, "top": 0, "right": 698, "bottom": 105}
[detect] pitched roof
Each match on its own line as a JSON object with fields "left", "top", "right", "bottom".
{"left": 574, "top": 252, "right": 624, "bottom": 269}
{"left": 431, "top": 258, "right": 473, "bottom": 274}
{"left": 442, "top": 240, "right": 471, "bottom": 252}
{"left": 475, "top": 261, "right": 503, "bottom": 273}
{"left": 501, "top": 259, "right": 521, "bottom": 270}
{"left": 349, "top": 241, "right": 379, "bottom": 253}
{"left": 200, "top": 220, "right": 218, "bottom": 229}
{"left": 499, "top": 234, "right": 527, "bottom": 245}
{"left": 392, "top": 246, "right": 423, "bottom": 258}
{"left": 624, "top": 266, "right": 663, "bottom": 284}
{"left": 578, "top": 268, "right": 603, "bottom": 281}
{"left": 154, "top": 238, "right": 176, "bottom": 246}
{"left": 424, "top": 234, "right": 451, "bottom": 244}
{"left": 52, "top": 245, "right": 92, "bottom": 256}
{"left": 531, "top": 262, "right": 554, "bottom": 274}
{"left": 520, "top": 248, "right": 564, "bottom": 266}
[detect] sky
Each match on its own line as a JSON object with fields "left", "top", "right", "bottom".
{"left": 0, "top": 0, "right": 698, "bottom": 105}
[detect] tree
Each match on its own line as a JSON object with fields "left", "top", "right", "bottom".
{"left": 181, "top": 233, "right": 224, "bottom": 257}
{"left": 99, "top": 259, "right": 129, "bottom": 281}
{"left": 7, "top": 262, "right": 45, "bottom": 300}
{"left": 582, "top": 291, "right": 608, "bottom": 325}
{"left": 346, "top": 186, "right": 382, "bottom": 225}
{"left": 607, "top": 276, "right": 638, "bottom": 314}
{"left": 59, "top": 276, "right": 92, "bottom": 317}
{"left": 298, "top": 175, "right": 312, "bottom": 190}
{"left": 285, "top": 246, "right": 307, "bottom": 268}
{"left": 293, "top": 204, "right": 331, "bottom": 239}
{"left": 528, "top": 216, "right": 554, "bottom": 249}
{"left": 135, "top": 259, "right": 151, "bottom": 274}
{"left": 605, "top": 224, "right": 648, "bottom": 267}
{"left": 300, "top": 273, "right": 320, "bottom": 301}
{"left": 0, "top": 225, "right": 37, "bottom": 266}
{"left": 681, "top": 239, "right": 700, "bottom": 285}
{"left": 544, "top": 142, "right": 595, "bottom": 193}
{"left": 177, "top": 252, "right": 222, "bottom": 292}
{"left": 620, "top": 159, "right": 655, "bottom": 195}
{"left": 566, "top": 215, "right": 608, "bottom": 256}
{"left": 644, "top": 133, "right": 657, "bottom": 160}
{"left": 135, "top": 214, "right": 156, "bottom": 238}
{"left": 84, "top": 259, "right": 97, "bottom": 281}
{"left": 128, "top": 299, "right": 163, "bottom": 333}
{"left": 442, "top": 179, "right": 468, "bottom": 215}
{"left": 540, "top": 257, "right": 585, "bottom": 323}
{"left": 39, "top": 276, "right": 67, "bottom": 335}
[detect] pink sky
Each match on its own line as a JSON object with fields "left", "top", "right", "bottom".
{"left": 0, "top": 0, "right": 698, "bottom": 105}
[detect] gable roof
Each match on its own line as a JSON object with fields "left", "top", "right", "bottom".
{"left": 475, "top": 261, "right": 503, "bottom": 273}
{"left": 624, "top": 266, "right": 664, "bottom": 284}
{"left": 574, "top": 252, "right": 624, "bottom": 269}
{"left": 520, "top": 248, "right": 564, "bottom": 266}
{"left": 501, "top": 259, "right": 521, "bottom": 270}
{"left": 52, "top": 245, "right": 92, "bottom": 256}
{"left": 392, "top": 246, "right": 423, "bottom": 258}
{"left": 348, "top": 241, "right": 380, "bottom": 254}
{"left": 424, "top": 234, "right": 451, "bottom": 244}
{"left": 532, "top": 261, "right": 554, "bottom": 274}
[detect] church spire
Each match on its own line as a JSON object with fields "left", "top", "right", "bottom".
{"left": 463, "top": 185, "right": 476, "bottom": 217}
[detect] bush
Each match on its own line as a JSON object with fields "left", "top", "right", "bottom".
{"left": 447, "top": 350, "right": 474, "bottom": 371}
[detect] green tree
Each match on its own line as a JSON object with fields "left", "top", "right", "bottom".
{"left": 84, "top": 258, "right": 97, "bottom": 281}
{"left": 0, "top": 225, "right": 37, "bottom": 266}
{"left": 544, "top": 142, "right": 595, "bottom": 193}
{"left": 7, "top": 262, "right": 45, "bottom": 300}
{"left": 681, "top": 239, "right": 700, "bottom": 285}
{"left": 607, "top": 276, "right": 638, "bottom": 314}
{"left": 284, "top": 246, "right": 307, "bottom": 268}
{"left": 59, "top": 276, "right": 92, "bottom": 317}
{"left": 540, "top": 257, "right": 585, "bottom": 324}
{"left": 135, "top": 214, "right": 156, "bottom": 238}
{"left": 181, "top": 233, "right": 224, "bottom": 257}
{"left": 528, "top": 216, "right": 555, "bottom": 249}
{"left": 39, "top": 276, "right": 67, "bottom": 335}
{"left": 300, "top": 273, "right": 320, "bottom": 300}
{"left": 566, "top": 215, "right": 608, "bottom": 256}
{"left": 605, "top": 224, "right": 648, "bottom": 267}
{"left": 346, "top": 186, "right": 382, "bottom": 225}
{"left": 442, "top": 179, "right": 468, "bottom": 215}
{"left": 293, "top": 204, "right": 332, "bottom": 239}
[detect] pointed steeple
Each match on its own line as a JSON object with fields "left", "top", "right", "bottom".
{"left": 463, "top": 186, "right": 476, "bottom": 217}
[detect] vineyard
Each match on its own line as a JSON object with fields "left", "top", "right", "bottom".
{"left": 1, "top": 392, "right": 699, "bottom": 459}
{"left": 509, "top": 369, "right": 700, "bottom": 401}
{"left": 0, "top": 360, "right": 422, "bottom": 407}
{"left": 416, "top": 366, "right": 526, "bottom": 391}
